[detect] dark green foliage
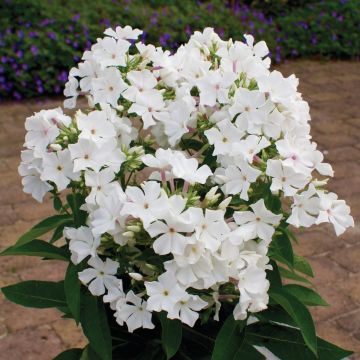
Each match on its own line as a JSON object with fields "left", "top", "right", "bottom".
{"left": 1, "top": 0, "right": 359, "bottom": 99}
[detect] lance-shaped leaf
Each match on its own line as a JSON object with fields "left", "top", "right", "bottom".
{"left": 53, "top": 348, "right": 83, "bottom": 360}
{"left": 211, "top": 315, "right": 246, "bottom": 360}
{"left": 270, "top": 290, "right": 317, "bottom": 356}
{"left": 0, "top": 239, "right": 70, "bottom": 261}
{"left": 15, "top": 214, "right": 73, "bottom": 246}
{"left": 247, "top": 322, "right": 352, "bottom": 360}
{"left": 284, "top": 284, "right": 328, "bottom": 307}
{"left": 2, "top": 280, "right": 66, "bottom": 308}
{"left": 159, "top": 312, "right": 182, "bottom": 359}
{"left": 65, "top": 262, "right": 82, "bottom": 323}
{"left": 80, "top": 294, "right": 112, "bottom": 360}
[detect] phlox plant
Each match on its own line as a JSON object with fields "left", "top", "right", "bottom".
{"left": 1, "top": 26, "right": 355, "bottom": 360}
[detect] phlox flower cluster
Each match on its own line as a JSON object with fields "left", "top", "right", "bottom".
{"left": 18, "top": 26, "right": 354, "bottom": 333}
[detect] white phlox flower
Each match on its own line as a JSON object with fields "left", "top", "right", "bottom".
{"left": 78, "top": 257, "right": 119, "bottom": 296}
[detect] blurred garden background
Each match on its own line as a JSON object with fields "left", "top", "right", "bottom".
{"left": 0, "top": 0, "right": 359, "bottom": 99}
{"left": 0, "top": 0, "right": 360, "bottom": 359}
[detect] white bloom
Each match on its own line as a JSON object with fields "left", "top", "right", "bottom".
{"left": 146, "top": 195, "right": 195, "bottom": 255}
{"left": 115, "top": 291, "right": 154, "bottom": 332}
{"left": 92, "top": 67, "right": 128, "bottom": 107}
{"left": 156, "top": 99, "right": 193, "bottom": 146}
{"left": 104, "top": 25, "right": 142, "bottom": 41}
{"left": 85, "top": 168, "right": 116, "bottom": 204}
{"left": 214, "top": 161, "right": 261, "bottom": 200}
{"left": 64, "top": 226, "right": 100, "bottom": 264}
{"left": 145, "top": 271, "right": 186, "bottom": 313}
{"left": 41, "top": 149, "right": 78, "bottom": 191}
{"left": 128, "top": 90, "right": 165, "bottom": 129}
{"left": 69, "top": 138, "right": 125, "bottom": 173}
{"left": 244, "top": 34, "right": 269, "bottom": 59}
{"left": 18, "top": 150, "right": 52, "bottom": 202}
{"left": 77, "top": 110, "right": 116, "bottom": 143}
{"left": 123, "top": 69, "right": 158, "bottom": 102}
{"left": 232, "top": 135, "right": 270, "bottom": 163}
{"left": 232, "top": 199, "right": 282, "bottom": 243}
{"left": 63, "top": 77, "right": 79, "bottom": 109}
{"left": 92, "top": 37, "right": 130, "bottom": 68}
{"left": 103, "top": 280, "right": 125, "bottom": 310}
{"left": 257, "top": 70, "right": 297, "bottom": 103}
{"left": 266, "top": 159, "right": 309, "bottom": 196}
{"left": 189, "top": 208, "right": 230, "bottom": 251}
{"left": 205, "top": 119, "right": 244, "bottom": 156}
{"left": 78, "top": 257, "right": 119, "bottom": 296}
{"left": 316, "top": 191, "right": 354, "bottom": 236}
{"left": 311, "top": 150, "right": 334, "bottom": 177}
{"left": 275, "top": 136, "right": 313, "bottom": 175}
{"left": 167, "top": 292, "right": 208, "bottom": 327}
{"left": 287, "top": 185, "right": 320, "bottom": 228}
{"left": 25, "top": 109, "right": 67, "bottom": 156}
{"left": 234, "top": 265, "right": 269, "bottom": 320}
{"left": 229, "top": 88, "right": 267, "bottom": 132}
{"left": 89, "top": 186, "right": 128, "bottom": 245}
{"left": 121, "top": 181, "right": 168, "bottom": 228}
{"left": 197, "top": 70, "right": 236, "bottom": 106}
{"left": 171, "top": 153, "right": 212, "bottom": 185}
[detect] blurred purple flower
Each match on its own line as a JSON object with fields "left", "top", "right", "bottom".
{"left": 72, "top": 14, "right": 81, "bottom": 21}
{"left": 159, "top": 33, "right": 171, "bottom": 47}
{"left": 47, "top": 32, "right": 57, "bottom": 40}
{"left": 30, "top": 45, "right": 39, "bottom": 56}
{"left": 13, "top": 91, "right": 22, "bottom": 100}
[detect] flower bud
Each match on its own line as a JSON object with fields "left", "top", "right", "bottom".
{"left": 127, "top": 225, "right": 141, "bottom": 233}
{"left": 312, "top": 179, "right": 328, "bottom": 187}
{"left": 129, "top": 272, "right": 143, "bottom": 281}
{"left": 49, "top": 143, "right": 62, "bottom": 151}
{"left": 205, "top": 186, "right": 219, "bottom": 202}
{"left": 122, "top": 231, "right": 134, "bottom": 238}
{"left": 219, "top": 197, "right": 232, "bottom": 210}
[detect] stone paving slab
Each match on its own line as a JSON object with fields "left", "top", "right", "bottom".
{"left": 0, "top": 60, "right": 359, "bottom": 359}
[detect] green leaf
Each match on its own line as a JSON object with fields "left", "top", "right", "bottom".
{"left": 247, "top": 323, "right": 353, "bottom": 360}
{"left": 211, "top": 315, "right": 246, "bottom": 360}
{"left": 16, "top": 214, "right": 73, "bottom": 246}
{"left": 278, "top": 266, "right": 312, "bottom": 284}
{"left": 233, "top": 341, "right": 265, "bottom": 360}
{"left": 294, "top": 255, "right": 314, "bottom": 277}
{"left": 53, "top": 348, "right": 83, "bottom": 360}
{"left": 53, "top": 196, "right": 63, "bottom": 212}
{"left": 67, "top": 193, "right": 87, "bottom": 227}
{"left": 80, "top": 345, "right": 102, "bottom": 360}
{"left": 159, "top": 312, "right": 182, "bottom": 359}
{"left": 80, "top": 294, "right": 112, "bottom": 360}
{"left": 50, "top": 223, "right": 68, "bottom": 243}
{"left": 65, "top": 263, "right": 81, "bottom": 323}
{"left": 0, "top": 240, "right": 70, "bottom": 261}
{"left": 284, "top": 284, "right": 329, "bottom": 306}
{"left": 2, "top": 280, "right": 66, "bottom": 308}
{"left": 269, "top": 233, "right": 294, "bottom": 268}
{"left": 267, "top": 261, "right": 282, "bottom": 291}
{"left": 255, "top": 305, "right": 296, "bottom": 327}
{"left": 270, "top": 290, "right": 317, "bottom": 356}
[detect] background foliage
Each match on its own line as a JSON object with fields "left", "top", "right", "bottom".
{"left": 0, "top": 0, "right": 359, "bottom": 99}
